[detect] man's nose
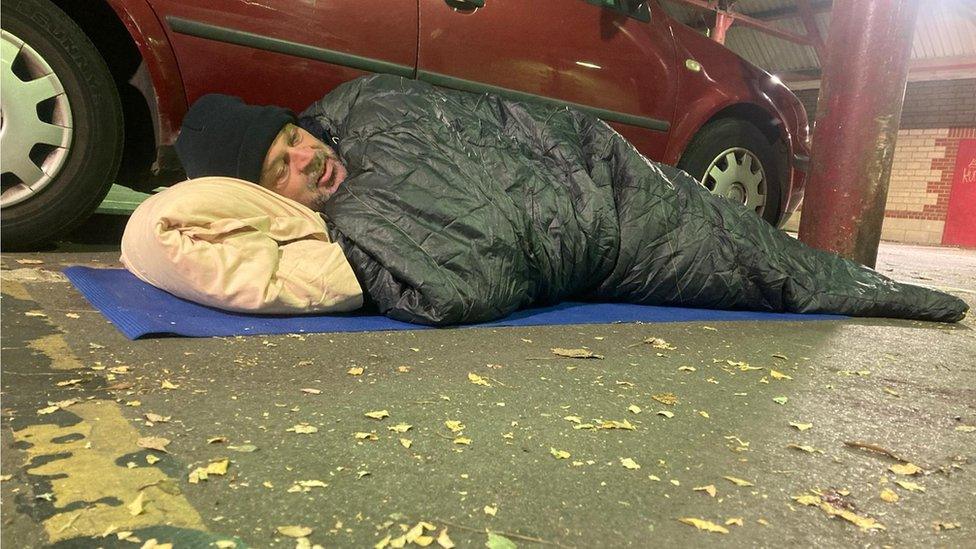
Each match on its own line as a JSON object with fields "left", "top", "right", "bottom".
{"left": 288, "top": 146, "right": 316, "bottom": 172}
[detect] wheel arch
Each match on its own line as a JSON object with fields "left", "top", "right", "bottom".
{"left": 50, "top": 0, "right": 186, "bottom": 188}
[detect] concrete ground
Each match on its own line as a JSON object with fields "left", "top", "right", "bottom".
{"left": 2, "top": 213, "right": 974, "bottom": 548}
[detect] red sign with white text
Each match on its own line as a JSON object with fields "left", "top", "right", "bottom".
{"left": 942, "top": 139, "right": 976, "bottom": 247}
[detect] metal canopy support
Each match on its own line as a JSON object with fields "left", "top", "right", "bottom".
{"left": 712, "top": 11, "right": 735, "bottom": 44}
{"left": 797, "top": 0, "right": 922, "bottom": 267}
{"left": 667, "top": 0, "right": 822, "bottom": 51}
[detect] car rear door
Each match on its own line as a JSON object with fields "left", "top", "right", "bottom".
{"left": 417, "top": 0, "right": 677, "bottom": 159}
{"left": 149, "top": 0, "right": 418, "bottom": 113}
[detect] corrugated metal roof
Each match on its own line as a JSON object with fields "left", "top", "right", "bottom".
{"left": 661, "top": 0, "right": 976, "bottom": 74}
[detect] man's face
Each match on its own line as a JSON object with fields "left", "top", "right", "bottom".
{"left": 259, "top": 123, "right": 347, "bottom": 211}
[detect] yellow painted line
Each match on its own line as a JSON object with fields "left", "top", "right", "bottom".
{"left": 13, "top": 400, "right": 206, "bottom": 542}
{"left": 27, "top": 334, "right": 86, "bottom": 370}
{"left": 1, "top": 278, "right": 33, "bottom": 300}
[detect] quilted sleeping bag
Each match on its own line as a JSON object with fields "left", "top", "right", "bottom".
{"left": 300, "top": 75, "right": 967, "bottom": 325}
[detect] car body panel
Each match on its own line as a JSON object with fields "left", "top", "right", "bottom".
{"left": 417, "top": 0, "right": 677, "bottom": 159}
{"left": 148, "top": 0, "right": 418, "bottom": 116}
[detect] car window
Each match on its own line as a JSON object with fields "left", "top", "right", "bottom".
{"left": 585, "top": 0, "right": 651, "bottom": 22}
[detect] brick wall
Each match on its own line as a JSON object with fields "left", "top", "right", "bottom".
{"left": 784, "top": 78, "right": 976, "bottom": 246}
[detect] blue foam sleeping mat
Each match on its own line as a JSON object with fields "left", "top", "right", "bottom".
{"left": 64, "top": 267, "right": 844, "bottom": 340}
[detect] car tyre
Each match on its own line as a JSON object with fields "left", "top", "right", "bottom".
{"left": 678, "top": 118, "right": 782, "bottom": 225}
{"left": 1, "top": 0, "right": 123, "bottom": 250}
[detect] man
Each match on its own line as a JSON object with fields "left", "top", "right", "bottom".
{"left": 124, "top": 75, "right": 966, "bottom": 324}
{"left": 173, "top": 94, "right": 347, "bottom": 212}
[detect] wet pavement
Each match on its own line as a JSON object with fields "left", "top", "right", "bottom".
{"left": 2, "top": 217, "right": 975, "bottom": 548}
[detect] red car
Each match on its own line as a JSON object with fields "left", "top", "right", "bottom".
{"left": 1, "top": 0, "right": 810, "bottom": 249}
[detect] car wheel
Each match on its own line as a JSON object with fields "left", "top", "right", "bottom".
{"left": 677, "top": 118, "right": 782, "bottom": 225}
{"left": 1, "top": 0, "right": 123, "bottom": 250}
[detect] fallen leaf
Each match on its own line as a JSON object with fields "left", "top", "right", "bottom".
{"left": 137, "top": 437, "right": 171, "bottom": 453}
{"left": 932, "top": 521, "right": 960, "bottom": 531}
{"left": 160, "top": 380, "right": 179, "bottom": 390}
{"left": 484, "top": 505, "right": 497, "bottom": 516}
{"left": 550, "top": 448, "right": 571, "bottom": 460}
{"left": 144, "top": 413, "right": 170, "bottom": 423}
{"left": 698, "top": 410, "right": 710, "bottom": 419}
{"left": 277, "top": 525, "right": 312, "bottom": 538}
{"left": 16, "top": 259, "right": 44, "bottom": 264}
{"left": 445, "top": 420, "right": 465, "bottom": 433}
{"left": 694, "top": 485, "right": 717, "bottom": 497}
{"left": 127, "top": 492, "right": 146, "bottom": 516}
{"left": 652, "top": 393, "right": 678, "bottom": 406}
{"left": 597, "top": 419, "right": 635, "bottom": 430}
{"left": 678, "top": 518, "right": 729, "bottom": 534}
{"left": 140, "top": 539, "right": 172, "bottom": 549}
{"left": 723, "top": 476, "right": 754, "bottom": 487}
{"left": 770, "top": 370, "right": 793, "bottom": 380}
{"left": 789, "top": 422, "right": 813, "bottom": 431}
{"left": 793, "top": 493, "right": 885, "bottom": 531}
{"left": 126, "top": 401, "right": 141, "bottom": 408}
{"left": 648, "top": 475, "right": 661, "bottom": 481}
{"left": 388, "top": 423, "right": 412, "bottom": 433}
{"left": 347, "top": 367, "right": 364, "bottom": 376}
{"left": 883, "top": 387, "right": 900, "bottom": 397}
{"left": 551, "top": 347, "right": 604, "bottom": 359}
{"left": 657, "top": 410, "right": 675, "bottom": 419}
{"left": 365, "top": 410, "right": 390, "bottom": 420}
{"left": 644, "top": 337, "right": 677, "bottom": 350}
{"left": 146, "top": 455, "right": 160, "bottom": 465}
{"left": 889, "top": 463, "right": 923, "bottom": 476}
{"left": 56, "top": 379, "right": 83, "bottom": 387}
{"left": 436, "top": 528, "right": 455, "bottom": 549}
{"left": 206, "top": 459, "right": 229, "bottom": 475}
{"left": 468, "top": 373, "right": 491, "bottom": 387}
{"left": 772, "top": 396, "right": 788, "bottom": 405}
{"left": 453, "top": 437, "right": 471, "bottom": 445}
{"left": 955, "top": 425, "right": 976, "bottom": 433}
{"left": 0, "top": 475, "right": 11, "bottom": 482}
{"left": 485, "top": 532, "right": 517, "bottom": 549}
{"left": 894, "top": 480, "right": 925, "bottom": 492}
{"left": 880, "top": 488, "right": 899, "bottom": 503}
{"left": 620, "top": 458, "right": 641, "bottom": 470}
{"left": 787, "top": 444, "right": 823, "bottom": 454}
{"left": 301, "top": 388, "right": 322, "bottom": 395}
{"left": 725, "top": 517, "right": 744, "bottom": 526}
{"left": 399, "top": 438, "right": 412, "bottom": 449}
{"left": 563, "top": 415, "right": 582, "bottom": 424}
{"left": 228, "top": 444, "right": 258, "bottom": 453}
{"left": 354, "top": 432, "right": 378, "bottom": 441}
{"left": 207, "top": 436, "right": 228, "bottom": 444}
{"left": 214, "top": 541, "right": 237, "bottom": 549}
{"left": 678, "top": 366, "right": 697, "bottom": 372}
{"left": 287, "top": 424, "right": 318, "bottom": 434}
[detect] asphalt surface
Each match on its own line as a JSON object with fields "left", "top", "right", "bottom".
{"left": 2, "top": 216, "right": 975, "bottom": 548}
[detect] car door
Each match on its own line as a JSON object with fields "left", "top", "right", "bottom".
{"left": 149, "top": 0, "right": 418, "bottom": 113}
{"left": 417, "top": 0, "right": 677, "bottom": 159}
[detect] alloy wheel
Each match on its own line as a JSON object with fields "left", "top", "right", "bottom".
{"left": 1, "top": 29, "right": 73, "bottom": 208}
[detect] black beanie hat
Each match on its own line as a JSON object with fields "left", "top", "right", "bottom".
{"left": 174, "top": 94, "right": 295, "bottom": 184}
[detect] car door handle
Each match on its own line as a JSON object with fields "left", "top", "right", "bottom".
{"left": 444, "top": 0, "right": 485, "bottom": 10}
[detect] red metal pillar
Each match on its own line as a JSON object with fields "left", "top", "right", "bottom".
{"left": 711, "top": 12, "right": 734, "bottom": 44}
{"left": 798, "top": 0, "right": 921, "bottom": 267}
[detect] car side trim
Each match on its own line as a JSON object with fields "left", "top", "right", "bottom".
{"left": 417, "top": 72, "right": 670, "bottom": 132}
{"left": 166, "top": 16, "right": 670, "bottom": 133}
{"left": 166, "top": 16, "right": 416, "bottom": 78}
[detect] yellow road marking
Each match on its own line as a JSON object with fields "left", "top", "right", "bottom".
{"left": 14, "top": 400, "right": 206, "bottom": 542}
